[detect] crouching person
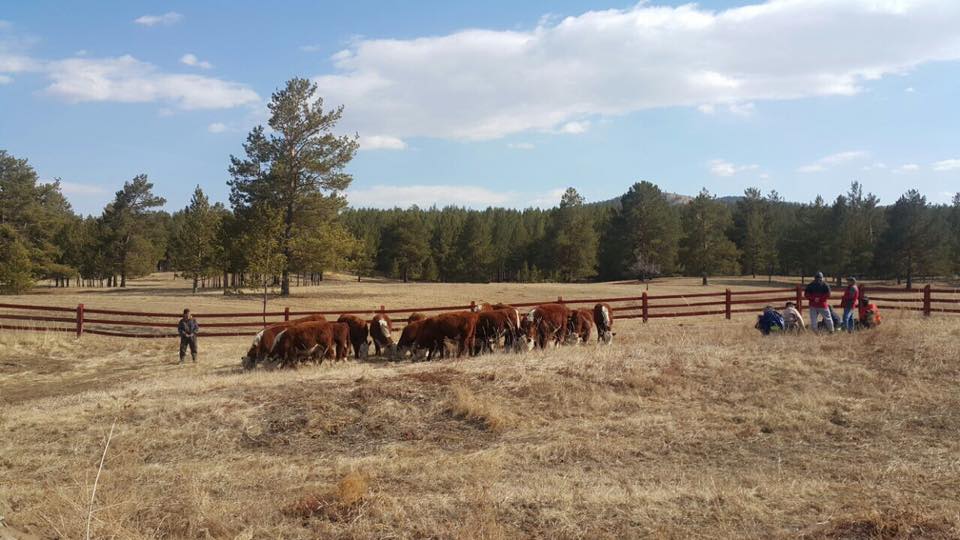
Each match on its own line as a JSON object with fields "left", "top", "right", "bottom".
{"left": 755, "top": 306, "right": 785, "bottom": 335}
{"left": 782, "top": 301, "right": 805, "bottom": 333}
{"left": 859, "top": 296, "right": 882, "bottom": 329}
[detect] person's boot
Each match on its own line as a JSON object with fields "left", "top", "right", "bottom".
{"left": 192, "top": 354, "right": 197, "bottom": 363}
{"left": 178, "top": 356, "right": 184, "bottom": 365}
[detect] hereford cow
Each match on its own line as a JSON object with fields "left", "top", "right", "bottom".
{"left": 337, "top": 314, "right": 370, "bottom": 359}
{"left": 521, "top": 303, "right": 571, "bottom": 350}
{"left": 328, "top": 322, "right": 351, "bottom": 361}
{"left": 567, "top": 308, "right": 594, "bottom": 344}
{"left": 414, "top": 311, "right": 479, "bottom": 360}
{"left": 474, "top": 309, "right": 520, "bottom": 354}
{"left": 396, "top": 319, "right": 426, "bottom": 360}
{"left": 241, "top": 314, "right": 327, "bottom": 369}
{"left": 407, "top": 312, "right": 428, "bottom": 323}
{"left": 369, "top": 313, "right": 395, "bottom": 357}
{"left": 492, "top": 303, "right": 522, "bottom": 350}
{"left": 593, "top": 303, "right": 614, "bottom": 343}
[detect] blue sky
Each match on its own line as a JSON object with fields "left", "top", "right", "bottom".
{"left": 1, "top": 0, "right": 958, "bottom": 215}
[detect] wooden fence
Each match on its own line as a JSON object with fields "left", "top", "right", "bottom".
{"left": 0, "top": 284, "right": 956, "bottom": 339}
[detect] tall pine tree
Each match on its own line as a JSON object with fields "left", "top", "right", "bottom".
{"left": 679, "top": 189, "right": 739, "bottom": 285}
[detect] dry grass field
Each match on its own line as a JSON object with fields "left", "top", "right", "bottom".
{"left": 1, "top": 275, "right": 959, "bottom": 539}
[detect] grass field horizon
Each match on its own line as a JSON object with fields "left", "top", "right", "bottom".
{"left": 1, "top": 275, "right": 959, "bottom": 538}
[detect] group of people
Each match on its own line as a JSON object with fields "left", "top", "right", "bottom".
{"left": 756, "top": 272, "right": 882, "bottom": 335}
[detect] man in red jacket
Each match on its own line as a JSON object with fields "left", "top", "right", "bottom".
{"left": 840, "top": 277, "right": 859, "bottom": 333}
{"left": 804, "top": 272, "right": 833, "bottom": 333}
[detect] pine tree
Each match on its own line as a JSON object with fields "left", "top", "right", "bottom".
{"left": 876, "top": 190, "right": 942, "bottom": 288}
{"left": 0, "top": 225, "right": 34, "bottom": 293}
{"left": 679, "top": 189, "right": 739, "bottom": 285}
{"left": 169, "top": 187, "right": 223, "bottom": 294}
{"left": 99, "top": 174, "right": 167, "bottom": 287}
{"left": 547, "top": 188, "right": 597, "bottom": 282}
{"left": 454, "top": 212, "right": 494, "bottom": 281}
{"left": 228, "top": 78, "right": 358, "bottom": 296}
{"left": 732, "top": 187, "right": 775, "bottom": 278}
{"left": 603, "top": 181, "right": 679, "bottom": 281}
{"left": 379, "top": 214, "right": 429, "bottom": 282}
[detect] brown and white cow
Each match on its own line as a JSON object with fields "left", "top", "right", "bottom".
{"left": 593, "top": 303, "right": 614, "bottom": 344}
{"left": 241, "top": 314, "right": 327, "bottom": 369}
{"left": 567, "top": 308, "right": 594, "bottom": 344}
{"left": 474, "top": 304, "right": 522, "bottom": 353}
{"left": 521, "top": 303, "right": 571, "bottom": 350}
{"left": 414, "top": 311, "right": 479, "bottom": 360}
{"left": 337, "top": 314, "right": 370, "bottom": 359}
{"left": 369, "top": 313, "right": 395, "bottom": 357}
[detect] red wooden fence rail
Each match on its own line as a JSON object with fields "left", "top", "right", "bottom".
{"left": 0, "top": 283, "right": 956, "bottom": 338}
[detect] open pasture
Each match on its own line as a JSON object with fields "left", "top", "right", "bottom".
{"left": 1, "top": 275, "right": 959, "bottom": 538}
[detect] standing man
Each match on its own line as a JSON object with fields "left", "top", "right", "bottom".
{"left": 178, "top": 308, "right": 199, "bottom": 363}
{"left": 804, "top": 272, "right": 834, "bottom": 333}
{"left": 840, "top": 277, "right": 860, "bottom": 333}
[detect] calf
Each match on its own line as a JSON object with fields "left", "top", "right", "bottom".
{"left": 593, "top": 303, "right": 613, "bottom": 344}
{"left": 567, "top": 308, "right": 594, "bottom": 344}
{"left": 241, "top": 314, "right": 326, "bottom": 369}
{"left": 337, "top": 314, "right": 370, "bottom": 359}
{"left": 521, "top": 303, "right": 571, "bottom": 350}
{"left": 369, "top": 313, "right": 395, "bottom": 356}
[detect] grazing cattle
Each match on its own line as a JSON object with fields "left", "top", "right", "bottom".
{"left": 241, "top": 314, "right": 326, "bottom": 369}
{"left": 337, "top": 314, "right": 370, "bottom": 359}
{"left": 567, "top": 308, "right": 594, "bottom": 344}
{"left": 475, "top": 304, "right": 522, "bottom": 353}
{"left": 521, "top": 303, "right": 571, "bottom": 350}
{"left": 369, "top": 313, "right": 395, "bottom": 356}
{"left": 328, "top": 322, "right": 351, "bottom": 361}
{"left": 396, "top": 319, "right": 426, "bottom": 359}
{"left": 408, "top": 312, "right": 428, "bottom": 323}
{"left": 473, "top": 302, "right": 493, "bottom": 312}
{"left": 272, "top": 321, "right": 336, "bottom": 366}
{"left": 593, "top": 303, "right": 613, "bottom": 344}
{"left": 416, "top": 311, "right": 479, "bottom": 360}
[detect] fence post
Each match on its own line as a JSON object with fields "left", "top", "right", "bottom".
{"left": 724, "top": 289, "right": 732, "bottom": 320}
{"left": 76, "top": 303, "right": 84, "bottom": 338}
{"left": 923, "top": 284, "right": 931, "bottom": 317}
{"left": 795, "top": 285, "right": 803, "bottom": 311}
{"left": 284, "top": 306, "right": 290, "bottom": 322}
{"left": 641, "top": 292, "right": 648, "bottom": 323}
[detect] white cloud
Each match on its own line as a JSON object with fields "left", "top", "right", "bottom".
{"left": 862, "top": 161, "right": 888, "bottom": 171}
{"left": 58, "top": 181, "right": 106, "bottom": 195}
{"left": 358, "top": 135, "right": 406, "bottom": 150}
{"left": 932, "top": 159, "right": 960, "bottom": 171}
{"left": 134, "top": 12, "right": 182, "bottom": 27}
{"left": 798, "top": 150, "right": 869, "bottom": 173}
{"left": 312, "top": 1, "right": 960, "bottom": 140}
{"left": 727, "top": 102, "right": 756, "bottom": 116}
{"left": 905, "top": 86, "right": 916, "bottom": 92}
{"left": 508, "top": 142, "right": 535, "bottom": 150}
{"left": 557, "top": 121, "right": 589, "bottom": 134}
{"left": 526, "top": 188, "right": 568, "bottom": 208}
{"left": 300, "top": 44, "right": 324, "bottom": 53}
{"left": 709, "top": 159, "right": 759, "bottom": 177}
{"left": 180, "top": 53, "right": 212, "bottom": 69}
{"left": 0, "top": 74, "right": 11, "bottom": 85}
{"left": 893, "top": 163, "right": 920, "bottom": 174}
{"left": 697, "top": 104, "right": 716, "bottom": 115}
{"left": 44, "top": 55, "right": 259, "bottom": 109}
{"left": 207, "top": 122, "right": 227, "bottom": 133}
{"left": 349, "top": 184, "right": 511, "bottom": 208}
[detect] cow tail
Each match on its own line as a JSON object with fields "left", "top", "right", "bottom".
{"left": 269, "top": 329, "right": 287, "bottom": 355}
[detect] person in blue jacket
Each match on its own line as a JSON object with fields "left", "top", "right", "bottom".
{"left": 177, "top": 308, "right": 199, "bottom": 364}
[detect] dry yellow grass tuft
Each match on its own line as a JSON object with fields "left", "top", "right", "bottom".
{"left": 1, "top": 275, "right": 959, "bottom": 538}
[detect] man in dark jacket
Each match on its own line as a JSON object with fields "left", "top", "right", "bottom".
{"left": 178, "top": 308, "right": 199, "bottom": 363}
{"left": 804, "top": 272, "right": 834, "bottom": 333}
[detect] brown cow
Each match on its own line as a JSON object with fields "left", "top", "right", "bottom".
{"left": 241, "top": 314, "right": 326, "bottom": 369}
{"left": 328, "top": 322, "right": 351, "bottom": 361}
{"left": 369, "top": 313, "right": 395, "bottom": 356}
{"left": 567, "top": 308, "right": 594, "bottom": 344}
{"left": 416, "top": 311, "right": 479, "bottom": 360}
{"left": 272, "top": 321, "right": 335, "bottom": 366}
{"left": 474, "top": 309, "right": 520, "bottom": 354}
{"left": 521, "top": 303, "right": 570, "bottom": 350}
{"left": 396, "top": 319, "right": 426, "bottom": 359}
{"left": 407, "top": 312, "right": 428, "bottom": 323}
{"left": 337, "top": 314, "right": 370, "bottom": 359}
{"left": 593, "top": 303, "right": 614, "bottom": 343}
{"left": 492, "top": 303, "right": 522, "bottom": 351}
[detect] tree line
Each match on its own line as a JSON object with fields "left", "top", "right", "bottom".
{"left": 1, "top": 78, "right": 959, "bottom": 295}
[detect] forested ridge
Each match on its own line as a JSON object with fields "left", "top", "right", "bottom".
{"left": 2, "top": 80, "right": 959, "bottom": 295}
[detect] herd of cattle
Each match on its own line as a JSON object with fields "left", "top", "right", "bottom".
{"left": 240, "top": 302, "right": 615, "bottom": 369}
